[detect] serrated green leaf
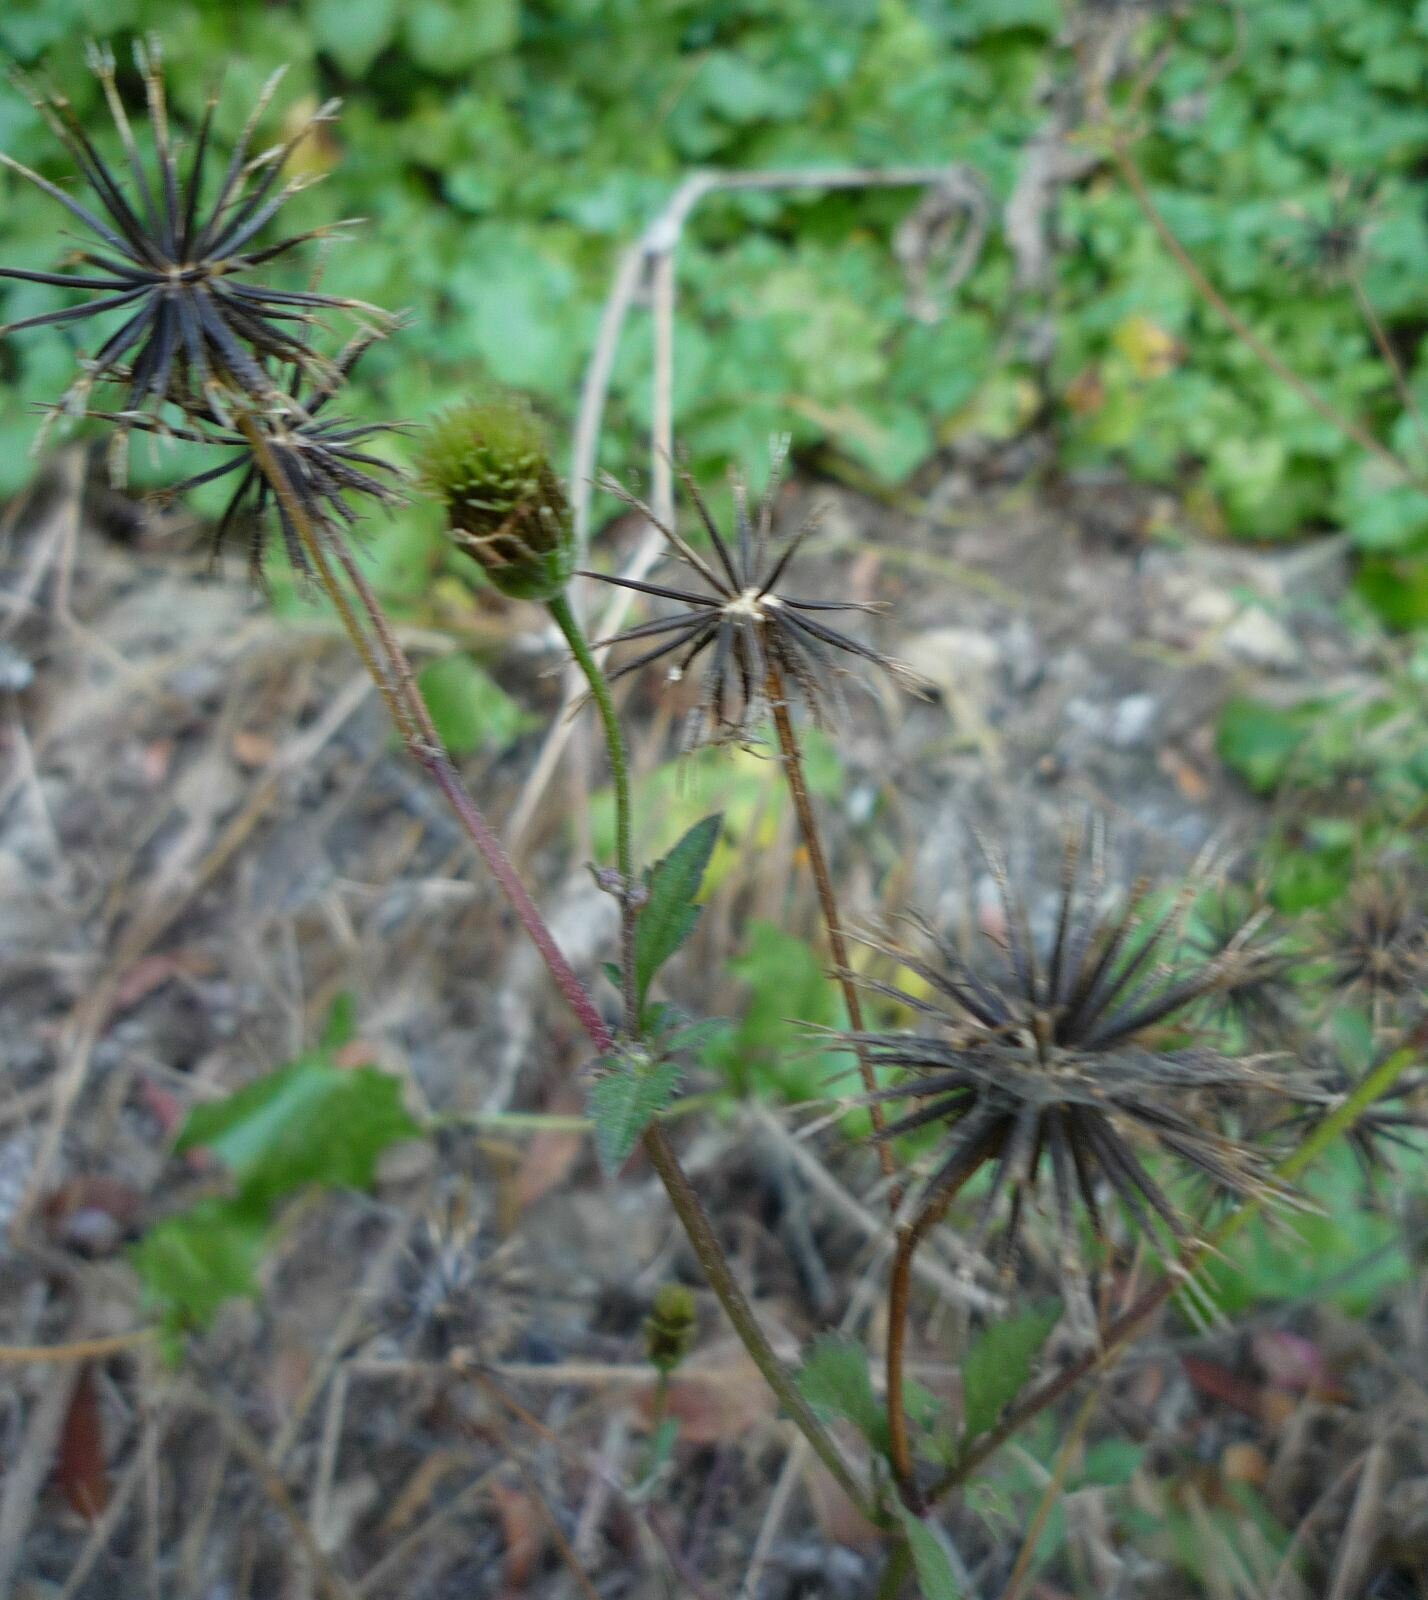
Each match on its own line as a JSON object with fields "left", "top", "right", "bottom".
{"left": 176, "top": 1058, "right": 419, "bottom": 1209}
{"left": 894, "top": 1504, "right": 964, "bottom": 1600}
{"left": 130, "top": 1197, "right": 268, "bottom": 1349}
{"left": 960, "top": 1302, "right": 1060, "bottom": 1447}
{"left": 656, "top": 1018, "right": 727, "bottom": 1054}
{"left": 798, "top": 1334, "right": 887, "bottom": 1452}
{"left": 588, "top": 1059, "right": 682, "bottom": 1176}
{"left": 634, "top": 814, "right": 722, "bottom": 1009}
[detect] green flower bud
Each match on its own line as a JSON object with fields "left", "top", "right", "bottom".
{"left": 418, "top": 397, "right": 576, "bottom": 602}
{"left": 644, "top": 1284, "right": 697, "bottom": 1374}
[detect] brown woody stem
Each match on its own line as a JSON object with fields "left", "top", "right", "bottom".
{"left": 764, "top": 667, "right": 896, "bottom": 1190}
{"left": 763, "top": 665, "right": 916, "bottom": 1506}
{"left": 884, "top": 1149, "right": 992, "bottom": 1505}
{"left": 642, "top": 1122, "right": 878, "bottom": 1520}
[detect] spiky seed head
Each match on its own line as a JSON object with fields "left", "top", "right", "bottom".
{"left": 644, "top": 1284, "right": 697, "bottom": 1374}
{"left": 1324, "top": 873, "right": 1427, "bottom": 1017}
{"left": 391, "top": 1182, "right": 527, "bottom": 1362}
{"left": 581, "top": 440, "right": 930, "bottom": 748}
{"left": 417, "top": 397, "right": 575, "bottom": 602}
{"left": 847, "top": 828, "right": 1287, "bottom": 1276}
{"left": 0, "top": 44, "right": 390, "bottom": 428}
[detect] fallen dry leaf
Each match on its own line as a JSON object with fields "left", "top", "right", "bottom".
{"left": 490, "top": 1476, "right": 545, "bottom": 1590}
{"left": 43, "top": 1175, "right": 143, "bottom": 1257}
{"left": 1252, "top": 1329, "right": 1347, "bottom": 1400}
{"left": 231, "top": 729, "right": 276, "bottom": 768}
{"left": 1181, "top": 1355, "right": 1265, "bottom": 1420}
{"left": 56, "top": 1362, "right": 108, "bottom": 1521}
{"left": 805, "top": 1456, "right": 882, "bottom": 1549}
{"left": 635, "top": 1349, "right": 774, "bottom": 1445}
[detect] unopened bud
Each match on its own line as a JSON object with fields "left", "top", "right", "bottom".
{"left": 418, "top": 396, "right": 576, "bottom": 602}
{"left": 644, "top": 1284, "right": 697, "bottom": 1374}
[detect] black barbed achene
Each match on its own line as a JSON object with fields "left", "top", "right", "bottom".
{"left": 848, "top": 828, "right": 1287, "bottom": 1271}
{"left": 0, "top": 39, "right": 390, "bottom": 422}
{"left": 583, "top": 441, "right": 930, "bottom": 747}
{"left": 84, "top": 331, "right": 407, "bottom": 579}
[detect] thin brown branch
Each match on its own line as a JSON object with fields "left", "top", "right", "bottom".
{"left": 765, "top": 667, "right": 896, "bottom": 1190}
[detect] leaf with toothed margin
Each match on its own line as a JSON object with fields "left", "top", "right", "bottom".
{"left": 634, "top": 814, "right": 722, "bottom": 1009}
{"left": 588, "top": 1054, "right": 683, "bottom": 1176}
{"left": 959, "top": 1301, "right": 1060, "bottom": 1448}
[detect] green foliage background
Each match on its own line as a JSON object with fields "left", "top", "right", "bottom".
{"left": 6, "top": 0, "right": 1428, "bottom": 615}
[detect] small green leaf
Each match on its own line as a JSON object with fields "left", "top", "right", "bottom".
{"left": 798, "top": 1334, "right": 887, "bottom": 1452}
{"left": 176, "top": 1058, "right": 419, "bottom": 1209}
{"left": 634, "top": 1416, "right": 680, "bottom": 1495}
{"left": 894, "top": 1504, "right": 964, "bottom": 1600}
{"left": 1216, "top": 697, "right": 1310, "bottom": 794}
{"left": 320, "top": 992, "right": 357, "bottom": 1052}
{"left": 634, "top": 814, "right": 722, "bottom": 1008}
{"left": 588, "top": 1058, "right": 682, "bottom": 1176}
{"left": 313, "top": 0, "right": 398, "bottom": 77}
{"left": 131, "top": 1198, "right": 267, "bottom": 1350}
{"left": 960, "top": 1302, "right": 1060, "bottom": 1447}
{"left": 417, "top": 654, "right": 532, "bottom": 756}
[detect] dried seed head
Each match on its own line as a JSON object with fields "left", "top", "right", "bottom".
{"left": 84, "top": 331, "right": 406, "bottom": 581}
{"left": 389, "top": 1182, "right": 526, "bottom": 1363}
{"left": 1274, "top": 173, "right": 1379, "bottom": 287}
{"left": 0, "top": 43, "right": 391, "bottom": 425}
{"left": 847, "top": 827, "right": 1286, "bottom": 1275}
{"left": 1322, "top": 873, "right": 1427, "bottom": 1018}
{"left": 417, "top": 397, "right": 575, "bottom": 602}
{"left": 1187, "top": 880, "right": 1296, "bottom": 1049}
{"left": 582, "top": 439, "right": 930, "bottom": 748}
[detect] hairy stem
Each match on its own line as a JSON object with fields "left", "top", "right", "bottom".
{"left": 764, "top": 667, "right": 917, "bottom": 1502}
{"left": 235, "top": 415, "right": 867, "bottom": 1518}
{"left": 235, "top": 412, "right": 614, "bottom": 1051}
{"left": 549, "top": 590, "right": 639, "bottom": 1029}
{"left": 884, "top": 1227, "right": 922, "bottom": 1503}
{"left": 765, "top": 668, "right": 896, "bottom": 1185}
{"left": 923, "top": 1026, "right": 1428, "bottom": 1504}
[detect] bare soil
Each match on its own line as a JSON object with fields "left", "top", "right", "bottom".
{"left": 1, "top": 449, "right": 1423, "bottom": 1599}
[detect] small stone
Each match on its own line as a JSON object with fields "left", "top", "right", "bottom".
{"left": 1221, "top": 605, "right": 1300, "bottom": 669}
{"left": 1108, "top": 692, "right": 1158, "bottom": 749}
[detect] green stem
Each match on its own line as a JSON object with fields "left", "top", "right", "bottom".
{"left": 544, "top": 593, "right": 880, "bottom": 1514}
{"left": 548, "top": 590, "right": 638, "bottom": 1029}
{"left": 873, "top": 1537, "right": 912, "bottom": 1600}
